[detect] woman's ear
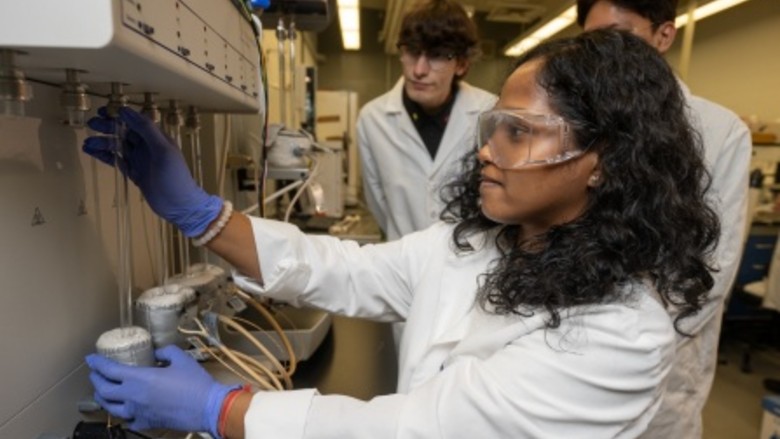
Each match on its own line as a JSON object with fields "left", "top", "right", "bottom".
{"left": 587, "top": 157, "right": 602, "bottom": 188}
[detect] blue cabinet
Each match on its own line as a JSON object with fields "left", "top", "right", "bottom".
{"left": 737, "top": 231, "right": 778, "bottom": 286}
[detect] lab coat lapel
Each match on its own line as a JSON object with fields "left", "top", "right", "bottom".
{"left": 426, "top": 229, "right": 500, "bottom": 350}
{"left": 430, "top": 82, "right": 482, "bottom": 177}
{"left": 405, "top": 245, "right": 483, "bottom": 390}
{"left": 448, "top": 308, "right": 547, "bottom": 362}
{"left": 383, "top": 78, "right": 428, "bottom": 161}
{"left": 429, "top": 227, "right": 552, "bottom": 365}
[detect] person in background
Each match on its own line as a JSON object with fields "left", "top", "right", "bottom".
{"left": 577, "top": 1, "right": 752, "bottom": 437}
{"left": 356, "top": 0, "right": 496, "bottom": 241}
{"left": 83, "top": 30, "right": 720, "bottom": 438}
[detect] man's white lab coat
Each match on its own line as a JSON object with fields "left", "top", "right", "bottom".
{"left": 234, "top": 219, "right": 676, "bottom": 438}
{"left": 357, "top": 79, "right": 497, "bottom": 240}
{"left": 639, "top": 82, "right": 752, "bottom": 438}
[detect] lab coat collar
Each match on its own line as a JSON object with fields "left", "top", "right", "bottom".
{"left": 462, "top": 225, "right": 501, "bottom": 252}
{"left": 677, "top": 77, "right": 692, "bottom": 100}
{"left": 382, "top": 78, "right": 487, "bottom": 175}
{"left": 382, "top": 78, "right": 488, "bottom": 116}
{"left": 384, "top": 78, "right": 407, "bottom": 114}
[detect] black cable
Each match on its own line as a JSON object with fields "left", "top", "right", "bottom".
{"left": 232, "top": 0, "right": 256, "bottom": 25}
{"left": 125, "top": 429, "right": 154, "bottom": 439}
{"left": 72, "top": 421, "right": 160, "bottom": 439}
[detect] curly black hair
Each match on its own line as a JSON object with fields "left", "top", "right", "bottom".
{"left": 440, "top": 29, "right": 719, "bottom": 331}
{"left": 576, "top": 0, "right": 679, "bottom": 29}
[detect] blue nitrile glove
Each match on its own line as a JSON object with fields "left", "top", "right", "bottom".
{"left": 83, "top": 107, "right": 223, "bottom": 238}
{"left": 85, "top": 345, "right": 239, "bottom": 436}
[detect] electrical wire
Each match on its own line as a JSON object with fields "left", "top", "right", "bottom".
{"left": 229, "top": 315, "right": 287, "bottom": 357}
{"left": 284, "top": 155, "right": 320, "bottom": 223}
{"left": 190, "top": 336, "right": 275, "bottom": 390}
{"left": 232, "top": 0, "right": 255, "bottom": 25}
{"left": 218, "top": 314, "right": 292, "bottom": 389}
{"left": 267, "top": 307, "right": 299, "bottom": 334}
{"left": 181, "top": 317, "right": 283, "bottom": 390}
{"left": 176, "top": 290, "right": 298, "bottom": 390}
{"left": 242, "top": 180, "right": 304, "bottom": 215}
{"left": 250, "top": 12, "right": 270, "bottom": 218}
{"left": 232, "top": 288, "right": 298, "bottom": 376}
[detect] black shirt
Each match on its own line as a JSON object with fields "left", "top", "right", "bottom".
{"left": 402, "top": 85, "right": 459, "bottom": 159}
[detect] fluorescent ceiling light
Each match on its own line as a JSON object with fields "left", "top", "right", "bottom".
{"left": 343, "top": 31, "right": 360, "bottom": 49}
{"left": 504, "top": 0, "right": 750, "bottom": 57}
{"left": 675, "top": 0, "right": 750, "bottom": 28}
{"left": 504, "top": 5, "right": 576, "bottom": 57}
{"left": 337, "top": 0, "right": 361, "bottom": 50}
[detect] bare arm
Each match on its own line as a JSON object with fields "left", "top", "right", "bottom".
{"left": 206, "top": 210, "right": 263, "bottom": 283}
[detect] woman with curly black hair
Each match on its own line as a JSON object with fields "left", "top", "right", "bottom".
{"left": 83, "top": 29, "right": 718, "bottom": 438}
{"left": 442, "top": 28, "right": 720, "bottom": 333}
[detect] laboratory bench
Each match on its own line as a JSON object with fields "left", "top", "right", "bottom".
{"left": 289, "top": 205, "right": 384, "bottom": 245}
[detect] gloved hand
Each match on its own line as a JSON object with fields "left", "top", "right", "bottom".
{"left": 83, "top": 107, "right": 223, "bottom": 238}
{"left": 86, "top": 345, "right": 239, "bottom": 436}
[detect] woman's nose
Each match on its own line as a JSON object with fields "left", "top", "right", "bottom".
{"left": 477, "top": 142, "right": 493, "bottom": 164}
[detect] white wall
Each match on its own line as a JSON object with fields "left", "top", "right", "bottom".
{"left": 0, "top": 83, "right": 143, "bottom": 437}
{"left": 667, "top": 0, "right": 780, "bottom": 127}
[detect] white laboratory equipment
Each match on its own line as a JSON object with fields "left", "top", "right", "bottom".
{"left": 0, "top": 0, "right": 263, "bottom": 112}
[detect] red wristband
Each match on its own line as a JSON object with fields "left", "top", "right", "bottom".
{"left": 218, "top": 385, "right": 251, "bottom": 439}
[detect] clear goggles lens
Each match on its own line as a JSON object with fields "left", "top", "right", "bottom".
{"left": 398, "top": 45, "right": 456, "bottom": 72}
{"left": 477, "top": 109, "right": 582, "bottom": 169}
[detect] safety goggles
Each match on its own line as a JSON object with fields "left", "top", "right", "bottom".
{"left": 477, "top": 109, "right": 583, "bottom": 169}
{"left": 398, "top": 44, "right": 457, "bottom": 72}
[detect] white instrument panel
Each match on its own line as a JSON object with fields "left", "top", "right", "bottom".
{"left": 0, "top": 0, "right": 262, "bottom": 112}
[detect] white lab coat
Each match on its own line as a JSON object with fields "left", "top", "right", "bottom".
{"left": 638, "top": 82, "right": 751, "bottom": 438}
{"left": 233, "top": 218, "right": 676, "bottom": 438}
{"left": 357, "top": 79, "right": 497, "bottom": 240}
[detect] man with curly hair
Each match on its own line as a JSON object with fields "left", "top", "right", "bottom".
{"left": 356, "top": 0, "right": 496, "bottom": 241}
{"left": 577, "top": 1, "right": 752, "bottom": 437}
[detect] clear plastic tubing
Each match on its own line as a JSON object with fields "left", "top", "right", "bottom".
{"left": 141, "top": 94, "right": 169, "bottom": 285}
{"left": 115, "top": 119, "right": 133, "bottom": 327}
{"left": 160, "top": 219, "right": 171, "bottom": 282}
{"left": 276, "top": 17, "right": 287, "bottom": 126}
{"left": 164, "top": 110, "right": 190, "bottom": 276}
{"left": 186, "top": 107, "right": 207, "bottom": 271}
